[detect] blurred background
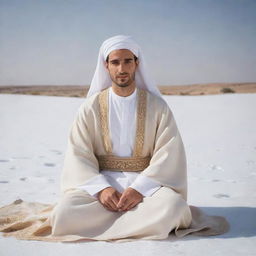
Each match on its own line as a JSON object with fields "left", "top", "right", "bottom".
{"left": 0, "top": 0, "right": 256, "bottom": 87}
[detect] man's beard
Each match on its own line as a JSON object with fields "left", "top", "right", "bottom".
{"left": 116, "top": 82, "right": 130, "bottom": 88}
{"left": 111, "top": 72, "right": 135, "bottom": 87}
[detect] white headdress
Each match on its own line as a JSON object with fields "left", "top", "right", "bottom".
{"left": 87, "top": 35, "right": 162, "bottom": 98}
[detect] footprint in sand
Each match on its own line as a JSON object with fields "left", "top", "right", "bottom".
{"left": 212, "top": 179, "right": 221, "bottom": 182}
{"left": 227, "top": 179, "right": 236, "bottom": 183}
{"left": 44, "top": 163, "right": 56, "bottom": 167}
{"left": 20, "top": 177, "right": 27, "bottom": 181}
{"left": 50, "top": 150, "right": 62, "bottom": 155}
{"left": 213, "top": 193, "right": 230, "bottom": 199}
{"left": 246, "top": 160, "right": 255, "bottom": 165}
{"left": 210, "top": 165, "right": 224, "bottom": 171}
{"left": 0, "top": 180, "right": 9, "bottom": 184}
{"left": 0, "top": 159, "right": 10, "bottom": 163}
{"left": 11, "top": 157, "right": 30, "bottom": 159}
{"left": 9, "top": 166, "right": 16, "bottom": 170}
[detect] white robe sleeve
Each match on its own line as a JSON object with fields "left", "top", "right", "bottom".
{"left": 129, "top": 175, "right": 161, "bottom": 197}
{"left": 77, "top": 174, "right": 112, "bottom": 198}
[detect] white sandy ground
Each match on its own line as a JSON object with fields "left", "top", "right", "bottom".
{"left": 0, "top": 93, "right": 255, "bottom": 256}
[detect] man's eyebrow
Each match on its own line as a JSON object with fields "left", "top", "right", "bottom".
{"left": 109, "top": 58, "right": 134, "bottom": 62}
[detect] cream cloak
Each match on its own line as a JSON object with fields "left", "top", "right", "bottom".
{"left": 0, "top": 88, "right": 229, "bottom": 242}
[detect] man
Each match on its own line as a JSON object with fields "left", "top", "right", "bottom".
{"left": 0, "top": 35, "right": 228, "bottom": 242}
{"left": 49, "top": 35, "right": 193, "bottom": 241}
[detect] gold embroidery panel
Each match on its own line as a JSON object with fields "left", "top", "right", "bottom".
{"left": 98, "top": 87, "right": 147, "bottom": 157}
{"left": 98, "top": 89, "right": 112, "bottom": 154}
{"left": 97, "top": 155, "right": 151, "bottom": 172}
{"left": 133, "top": 89, "right": 147, "bottom": 157}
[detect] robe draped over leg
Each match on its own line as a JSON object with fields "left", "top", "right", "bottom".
{"left": 50, "top": 187, "right": 192, "bottom": 241}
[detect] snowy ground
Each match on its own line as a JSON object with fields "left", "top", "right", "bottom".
{"left": 0, "top": 93, "right": 255, "bottom": 256}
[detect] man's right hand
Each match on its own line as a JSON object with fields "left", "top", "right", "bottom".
{"left": 97, "top": 187, "right": 122, "bottom": 212}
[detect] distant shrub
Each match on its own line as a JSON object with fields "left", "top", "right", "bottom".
{"left": 31, "top": 92, "right": 41, "bottom": 95}
{"left": 221, "top": 87, "right": 235, "bottom": 93}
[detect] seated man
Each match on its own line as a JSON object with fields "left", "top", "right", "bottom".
{"left": 49, "top": 35, "right": 193, "bottom": 241}
{"left": 0, "top": 35, "right": 228, "bottom": 243}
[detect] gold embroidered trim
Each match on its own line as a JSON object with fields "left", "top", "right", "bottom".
{"left": 98, "top": 89, "right": 112, "bottom": 154}
{"left": 133, "top": 89, "right": 147, "bottom": 157}
{"left": 97, "top": 155, "right": 151, "bottom": 172}
{"left": 98, "top": 87, "right": 147, "bottom": 157}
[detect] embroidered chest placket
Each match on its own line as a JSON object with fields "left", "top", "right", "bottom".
{"left": 97, "top": 87, "right": 150, "bottom": 172}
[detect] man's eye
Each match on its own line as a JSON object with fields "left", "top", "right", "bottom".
{"left": 111, "top": 61, "right": 119, "bottom": 65}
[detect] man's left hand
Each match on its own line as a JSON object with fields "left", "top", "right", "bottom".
{"left": 117, "top": 187, "right": 143, "bottom": 211}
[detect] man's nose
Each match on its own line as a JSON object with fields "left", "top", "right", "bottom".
{"left": 118, "top": 63, "right": 125, "bottom": 73}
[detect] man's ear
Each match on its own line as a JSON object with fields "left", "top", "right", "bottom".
{"left": 135, "top": 59, "right": 139, "bottom": 68}
{"left": 104, "top": 61, "right": 109, "bottom": 70}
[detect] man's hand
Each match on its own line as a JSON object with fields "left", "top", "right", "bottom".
{"left": 98, "top": 187, "right": 122, "bottom": 212}
{"left": 117, "top": 187, "right": 143, "bottom": 211}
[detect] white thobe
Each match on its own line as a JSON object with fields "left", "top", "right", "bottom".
{"left": 78, "top": 87, "right": 161, "bottom": 197}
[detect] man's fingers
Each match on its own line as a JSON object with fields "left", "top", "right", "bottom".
{"left": 100, "top": 196, "right": 118, "bottom": 211}
{"left": 117, "top": 195, "right": 127, "bottom": 208}
{"left": 112, "top": 192, "right": 120, "bottom": 206}
{"left": 118, "top": 199, "right": 132, "bottom": 211}
{"left": 116, "top": 191, "right": 122, "bottom": 200}
{"left": 107, "top": 199, "right": 119, "bottom": 211}
{"left": 101, "top": 188, "right": 142, "bottom": 212}
{"left": 125, "top": 201, "right": 139, "bottom": 211}
{"left": 123, "top": 198, "right": 137, "bottom": 210}
{"left": 98, "top": 187, "right": 125, "bottom": 212}
{"left": 103, "top": 204, "right": 115, "bottom": 212}
{"left": 124, "top": 201, "right": 135, "bottom": 211}
{"left": 104, "top": 201, "right": 117, "bottom": 212}
{"left": 108, "top": 192, "right": 122, "bottom": 211}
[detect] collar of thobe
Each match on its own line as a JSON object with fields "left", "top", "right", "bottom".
{"left": 109, "top": 86, "right": 137, "bottom": 102}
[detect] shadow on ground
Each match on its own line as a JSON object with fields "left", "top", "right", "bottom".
{"left": 165, "top": 206, "right": 256, "bottom": 242}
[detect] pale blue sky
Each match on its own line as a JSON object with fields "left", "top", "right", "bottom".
{"left": 0, "top": 0, "right": 256, "bottom": 86}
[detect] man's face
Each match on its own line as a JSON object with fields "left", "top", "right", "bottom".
{"left": 105, "top": 49, "right": 139, "bottom": 88}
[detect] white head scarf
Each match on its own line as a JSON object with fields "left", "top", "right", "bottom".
{"left": 87, "top": 35, "right": 162, "bottom": 98}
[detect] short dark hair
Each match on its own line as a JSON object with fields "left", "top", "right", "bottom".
{"left": 106, "top": 54, "right": 138, "bottom": 63}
